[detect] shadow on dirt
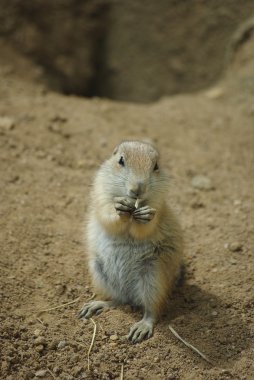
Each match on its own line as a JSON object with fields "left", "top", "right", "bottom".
{"left": 160, "top": 283, "right": 250, "bottom": 366}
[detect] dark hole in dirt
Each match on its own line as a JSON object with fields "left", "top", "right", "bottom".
{"left": 1, "top": 1, "right": 254, "bottom": 102}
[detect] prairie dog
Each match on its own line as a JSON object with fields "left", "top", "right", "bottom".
{"left": 79, "top": 140, "right": 183, "bottom": 343}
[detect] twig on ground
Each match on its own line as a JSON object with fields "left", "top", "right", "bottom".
{"left": 36, "top": 297, "right": 80, "bottom": 313}
{"left": 36, "top": 317, "right": 44, "bottom": 325}
{"left": 47, "top": 368, "right": 56, "bottom": 380}
{"left": 168, "top": 325, "right": 212, "bottom": 364}
{"left": 73, "top": 341, "right": 87, "bottom": 349}
{"left": 119, "top": 364, "right": 124, "bottom": 380}
{"left": 87, "top": 318, "right": 97, "bottom": 371}
{"left": 86, "top": 293, "right": 96, "bottom": 302}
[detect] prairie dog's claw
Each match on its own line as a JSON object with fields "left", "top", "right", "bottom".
{"left": 114, "top": 197, "right": 135, "bottom": 215}
{"left": 78, "top": 300, "right": 109, "bottom": 319}
{"left": 133, "top": 206, "right": 156, "bottom": 224}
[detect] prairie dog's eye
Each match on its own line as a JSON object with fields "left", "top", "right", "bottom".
{"left": 154, "top": 162, "right": 159, "bottom": 171}
{"left": 118, "top": 156, "right": 125, "bottom": 166}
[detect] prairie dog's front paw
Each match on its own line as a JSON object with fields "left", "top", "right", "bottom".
{"left": 78, "top": 300, "right": 109, "bottom": 319}
{"left": 133, "top": 205, "right": 156, "bottom": 224}
{"left": 114, "top": 197, "right": 135, "bottom": 216}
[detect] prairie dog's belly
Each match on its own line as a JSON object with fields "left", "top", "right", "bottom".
{"left": 88, "top": 220, "right": 157, "bottom": 305}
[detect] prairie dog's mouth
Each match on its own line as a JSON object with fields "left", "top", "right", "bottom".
{"left": 126, "top": 194, "right": 147, "bottom": 208}
{"left": 135, "top": 198, "right": 141, "bottom": 208}
{"left": 134, "top": 198, "right": 147, "bottom": 209}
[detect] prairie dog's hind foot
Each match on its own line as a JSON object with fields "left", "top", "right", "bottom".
{"left": 128, "top": 316, "right": 154, "bottom": 343}
{"left": 78, "top": 300, "right": 113, "bottom": 319}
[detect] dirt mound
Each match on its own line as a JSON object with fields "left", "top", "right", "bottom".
{"left": 0, "top": 0, "right": 108, "bottom": 96}
{"left": 0, "top": 25, "right": 254, "bottom": 380}
{"left": 1, "top": 1, "right": 254, "bottom": 101}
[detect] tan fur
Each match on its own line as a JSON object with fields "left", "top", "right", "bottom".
{"left": 82, "top": 140, "right": 184, "bottom": 342}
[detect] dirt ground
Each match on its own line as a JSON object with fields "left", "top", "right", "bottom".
{"left": 0, "top": 34, "right": 254, "bottom": 380}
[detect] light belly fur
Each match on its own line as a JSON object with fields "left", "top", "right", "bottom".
{"left": 88, "top": 220, "right": 158, "bottom": 306}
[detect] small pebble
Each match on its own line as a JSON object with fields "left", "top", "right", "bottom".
{"left": 0, "top": 116, "right": 15, "bottom": 130}
{"left": 34, "top": 336, "right": 46, "bottom": 346}
{"left": 73, "top": 366, "right": 84, "bottom": 376}
{"left": 211, "top": 311, "right": 218, "bottom": 316}
{"left": 33, "top": 329, "right": 41, "bottom": 337}
{"left": 35, "top": 369, "right": 47, "bottom": 377}
{"left": 48, "top": 340, "right": 58, "bottom": 350}
{"left": 36, "top": 150, "right": 47, "bottom": 159}
{"left": 57, "top": 340, "right": 67, "bottom": 349}
{"left": 9, "top": 175, "right": 19, "bottom": 183}
{"left": 220, "top": 369, "right": 232, "bottom": 375}
{"left": 35, "top": 345, "right": 44, "bottom": 353}
{"left": 109, "top": 334, "right": 118, "bottom": 341}
{"left": 205, "top": 87, "right": 224, "bottom": 99}
{"left": 109, "top": 342, "right": 117, "bottom": 347}
{"left": 99, "top": 138, "right": 108, "bottom": 147}
{"left": 191, "top": 175, "right": 213, "bottom": 191}
{"left": 190, "top": 199, "right": 205, "bottom": 208}
{"left": 53, "top": 366, "right": 61, "bottom": 374}
{"left": 228, "top": 242, "right": 242, "bottom": 252}
{"left": 48, "top": 124, "right": 60, "bottom": 133}
{"left": 50, "top": 115, "right": 67, "bottom": 123}
{"left": 61, "top": 374, "right": 74, "bottom": 380}
{"left": 1, "top": 361, "right": 9, "bottom": 371}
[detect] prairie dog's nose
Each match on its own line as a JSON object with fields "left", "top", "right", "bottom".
{"left": 128, "top": 181, "right": 146, "bottom": 198}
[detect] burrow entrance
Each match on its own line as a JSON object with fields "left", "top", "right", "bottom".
{"left": 1, "top": 0, "right": 254, "bottom": 103}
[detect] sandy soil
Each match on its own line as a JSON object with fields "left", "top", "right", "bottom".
{"left": 0, "top": 38, "right": 254, "bottom": 380}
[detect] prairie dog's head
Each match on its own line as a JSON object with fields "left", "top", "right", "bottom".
{"left": 100, "top": 140, "right": 168, "bottom": 204}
